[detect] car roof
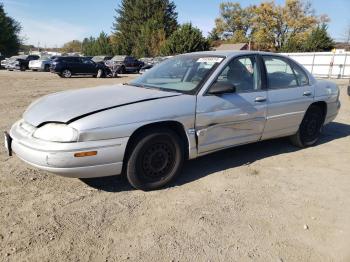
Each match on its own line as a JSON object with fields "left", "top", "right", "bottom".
{"left": 181, "top": 50, "right": 286, "bottom": 59}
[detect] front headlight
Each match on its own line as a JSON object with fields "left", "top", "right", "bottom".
{"left": 33, "top": 123, "right": 79, "bottom": 142}
{"left": 14, "top": 61, "right": 19, "bottom": 65}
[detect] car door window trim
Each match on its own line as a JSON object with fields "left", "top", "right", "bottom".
{"left": 262, "top": 55, "right": 303, "bottom": 90}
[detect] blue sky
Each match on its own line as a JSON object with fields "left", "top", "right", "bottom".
{"left": 2, "top": 0, "right": 349, "bottom": 47}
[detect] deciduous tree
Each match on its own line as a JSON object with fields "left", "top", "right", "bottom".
{"left": 61, "top": 40, "right": 82, "bottom": 53}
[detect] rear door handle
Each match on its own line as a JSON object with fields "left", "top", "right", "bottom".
{"left": 303, "top": 91, "right": 312, "bottom": 97}
{"left": 255, "top": 97, "right": 267, "bottom": 103}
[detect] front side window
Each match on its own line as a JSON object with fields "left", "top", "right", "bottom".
{"left": 215, "top": 56, "right": 261, "bottom": 93}
{"left": 263, "top": 56, "right": 298, "bottom": 89}
{"left": 130, "top": 55, "right": 224, "bottom": 94}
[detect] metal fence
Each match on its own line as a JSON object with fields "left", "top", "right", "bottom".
{"left": 281, "top": 51, "right": 350, "bottom": 79}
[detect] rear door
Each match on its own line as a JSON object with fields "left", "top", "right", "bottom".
{"left": 261, "top": 55, "right": 314, "bottom": 140}
{"left": 196, "top": 55, "right": 268, "bottom": 154}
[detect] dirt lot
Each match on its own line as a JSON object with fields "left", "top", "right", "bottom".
{"left": 0, "top": 70, "right": 349, "bottom": 262}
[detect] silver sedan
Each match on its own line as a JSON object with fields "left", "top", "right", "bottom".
{"left": 4, "top": 51, "right": 340, "bottom": 190}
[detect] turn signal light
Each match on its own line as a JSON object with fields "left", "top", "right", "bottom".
{"left": 74, "top": 151, "right": 97, "bottom": 157}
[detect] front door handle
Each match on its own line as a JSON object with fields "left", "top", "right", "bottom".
{"left": 255, "top": 96, "right": 267, "bottom": 103}
{"left": 303, "top": 91, "right": 312, "bottom": 97}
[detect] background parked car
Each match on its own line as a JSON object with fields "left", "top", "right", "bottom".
{"left": 139, "top": 56, "right": 170, "bottom": 74}
{"left": 29, "top": 55, "right": 58, "bottom": 72}
{"left": 91, "top": 56, "right": 112, "bottom": 65}
{"left": 50, "top": 56, "right": 110, "bottom": 78}
{"left": 7, "top": 55, "right": 40, "bottom": 71}
{"left": 106, "top": 55, "right": 144, "bottom": 74}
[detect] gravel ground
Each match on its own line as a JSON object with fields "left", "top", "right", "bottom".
{"left": 0, "top": 70, "right": 349, "bottom": 262}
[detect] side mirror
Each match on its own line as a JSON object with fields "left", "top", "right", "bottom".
{"left": 209, "top": 81, "right": 236, "bottom": 95}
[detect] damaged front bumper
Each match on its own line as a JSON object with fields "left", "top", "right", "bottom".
{"left": 6, "top": 120, "right": 129, "bottom": 178}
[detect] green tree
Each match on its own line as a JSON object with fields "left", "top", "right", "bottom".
{"left": 61, "top": 40, "right": 82, "bottom": 53}
{"left": 112, "top": 0, "right": 178, "bottom": 57}
{"left": 82, "top": 37, "right": 97, "bottom": 56}
{"left": 0, "top": 3, "right": 21, "bottom": 56}
{"left": 82, "top": 32, "right": 114, "bottom": 56}
{"left": 303, "top": 24, "right": 334, "bottom": 52}
{"left": 161, "top": 23, "right": 209, "bottom": 55}
{"left": 214, "top": 2, "right": 253, "bottom": 42}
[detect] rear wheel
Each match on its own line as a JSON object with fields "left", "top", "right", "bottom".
{"left": 126, "top": 129, "right": 184, "bottom": 191}
{"left": 61, "top": 69, "right": 72, "bottom": 78}
{"left": 20, "top": 65, "right": 26, "bottom": 71}
{"left": 290, "top": 105, "right": 324, "bottom": 148}
{"left": 44, "top": 64, "right": 50, "bottom": 72}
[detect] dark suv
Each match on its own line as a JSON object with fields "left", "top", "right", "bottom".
{"left": 106, "top": 56, "right": 144, "bottom": 74}
{"left": 7, "top": 55, "right": 40, "bottom": 71}
{"left": 50, "top": 56, "right": 109, "bottom": 78}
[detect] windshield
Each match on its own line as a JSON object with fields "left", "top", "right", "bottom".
{"left": 129, "top": 55, "right": 224, "bottom": 94}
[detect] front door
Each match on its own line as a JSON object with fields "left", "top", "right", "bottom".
{"left": 196, "top": 55, "right": 267, "bottom": 154}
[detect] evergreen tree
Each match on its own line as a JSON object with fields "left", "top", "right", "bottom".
{"left": 303, "top": 24, "right": 334, "bottom": 52}
{"left": 161, "top": 23, "right": 210, "bottom": 55}
{"left": 112, "top": 0, "right": 178, "bottom": 57}
{"left": 82, "top": 32, "right": 113, "bottom": 56}
{"left": 0, "top": 3, "right": 21, "bottom": 56}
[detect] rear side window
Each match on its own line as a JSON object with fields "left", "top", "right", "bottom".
{"left": 263, "top": 56, "right": 298, "bottom": 89}
{"left": 291, "top": 63, "right": 309, "bottom": 86}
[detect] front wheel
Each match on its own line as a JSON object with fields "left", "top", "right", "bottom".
{"left": 126, "top": 129, "right": 184, "bottom": 191}
{"left": 96, "top": 69, "right": 105, "bottom": 78}
{"left": 290, "top": 105, "right": 324, "bottom": 148}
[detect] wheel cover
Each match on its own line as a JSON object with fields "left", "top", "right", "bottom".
{"left": 63, "top": 70, "right": 71, "bottom": 77}
{"left": 301, "top": 112, "right": 322, "bottom": 144}
{"left": 139, "top": 142, "right": 175, "bottom": 182}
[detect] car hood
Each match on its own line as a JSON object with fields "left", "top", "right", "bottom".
{"left": 23, "top": 84, "right": 181, "bottom": 127}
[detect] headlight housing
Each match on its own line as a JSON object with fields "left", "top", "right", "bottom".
{"left": 33, "top": 123, "right": 79, "bottom": 142}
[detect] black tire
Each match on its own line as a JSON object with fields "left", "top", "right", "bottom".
{"left": 347, "top": 85, "right": 350, "bottom": 96}
{"left": 126, "top": 129, "right": 184, "bottom": 191}
{"left": 290, "top": 105, "right": 324, "bottom": 148}
{"left": 44, "top": 64, "right": 50, "bottom": 72}
{"left": 20, "top": 65, "right": 26, "bottom": 71}
{"left": 61, "top": 69, "right": 72, "bottom": 78}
